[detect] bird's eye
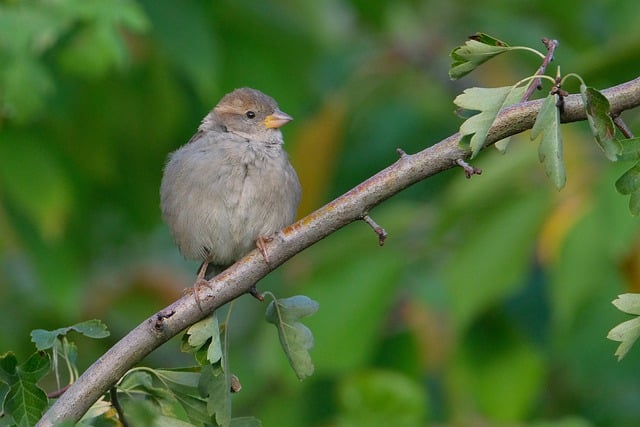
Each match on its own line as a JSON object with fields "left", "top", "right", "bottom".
{"left": 246, "top": 111, "right": 256, "bottom": 119}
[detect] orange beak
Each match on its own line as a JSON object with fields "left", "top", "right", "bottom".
{"left": 263, "top": 110, "right": 293, "bottom": 129}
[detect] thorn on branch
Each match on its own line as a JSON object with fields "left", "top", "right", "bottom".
{"left": 248, "top": 285, "right": 264, "bottom": 301}
{"left": 613, "top": 114, "right": 635, "bottom": 139}
{"left": 521, "top": 38, "right": 559, "bottom": 102}
{"left": 455, "top": 159, "right": 482, "bottom": 179}
{"left": 361, "top": 214, "right": 388, "bottom": 246}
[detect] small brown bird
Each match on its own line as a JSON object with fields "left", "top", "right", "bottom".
{"left": 160, "top": 87, "right": 301, "bottom": 282}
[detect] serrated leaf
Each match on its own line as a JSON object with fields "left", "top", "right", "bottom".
{"left": 493, "top": 85, "right": 528, "bottom": 153}
{"left": 31, "top": 320, "right": 109, "bottom": 351}
{"left": 182, "top": 314, "right": 222, "bottom": 364}
{"left": 450, "top": 33, "right": 512, "bottom": 79}
{"left": 199, "top": 363, "right": 231, "bottom": 426}
{"left": 617, "top": 138, "right": 640, "bottom": 161}
{"left": 612, "top": 294, "right": 640, "bottom": 315}
{"left": 120, "top": 368, "right": 211, "bottom": 425}
{"left": 531, "top": 94, "right": 565, "bottom": 190}
{"left": 0, "top": 351, "right": 50, "bottom": 427}
{"left": 608, "top": 317, "right": 640, "bottom": 361}
{"left": 455, "top": 85, "right": 526, "bottom": 158}
{"left": 580, "top": 85, "right": 620, "bottom": 161}
{"left": 265, "top": 295, "right": 319, "bottom": 380}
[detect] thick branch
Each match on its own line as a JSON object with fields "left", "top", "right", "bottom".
{"left": 37, "top": 76, "right": 640, "bottom": 426}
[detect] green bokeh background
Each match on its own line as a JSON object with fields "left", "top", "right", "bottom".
{"left": 1, "top": 0, "right": 640, "bottom": 425}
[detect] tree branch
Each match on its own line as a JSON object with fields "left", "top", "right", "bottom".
{"left": 37, "top": 76, "right": 640, "bottom": 426}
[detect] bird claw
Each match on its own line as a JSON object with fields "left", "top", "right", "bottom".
{"left": 189, "top": 261, "right": 212, "bottom": 311}
{"left": 256, "top": 236, "right": 274, "bottom": 264}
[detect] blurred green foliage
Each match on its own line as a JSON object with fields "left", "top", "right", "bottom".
{"left": 1, "top": 0, "right": 640, "bottom": 426}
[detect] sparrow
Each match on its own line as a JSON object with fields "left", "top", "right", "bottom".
{"left": 160, "top": 87, "right": 301, "bottom": 286}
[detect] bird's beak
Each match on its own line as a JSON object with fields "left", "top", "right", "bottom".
{"left": 263, "top": 110, "right": 293, "bottom": 129}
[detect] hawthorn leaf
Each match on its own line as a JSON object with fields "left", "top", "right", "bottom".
{"left": 531, "top": 93, "right": 565, "bottom": 190}
{"left": 608, "top": 317, "right": 640, "bottom": 361}
{"left": 493, "top": 85, "right": 528, "bottom": 153}
{"left": 581, "top": 85, "right": 620, "bottom": 161}
{"left": 31, "top": 319, "right": 110, "bottom": 351}
{"left": 607, "top": 295, "right": 640, "bottom": 360}
{"left": 265, "top": 295, "right": 319, "bottom": 380}
{"left": 182, "top": 313, "right": 222, "bottom": 365}
{"left": 450, "top": 33, "right": 512, "bottom": 79}
{"left": 617, "top": 137, "right": 640, "bottom": 161}
{"left": 199, "top": 363, "right": 231, "bottom": 426}
{"left": 0, "top": 351, "right": 50, "bottom": 427}
{"left": 455, "top": 85, "right": 526, "bottom": 158}
{"left": 615, "top": 162, "right": 640, "bottom": 195}
{"left": 120, "top": 368, "right": 210, "bottom": 425}
{"left": 612, "top": 294, "right": 640, "bottom": 315}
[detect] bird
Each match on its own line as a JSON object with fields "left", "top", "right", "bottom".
{"left": 160, "top": 87, "right": 301, "bottom": 292}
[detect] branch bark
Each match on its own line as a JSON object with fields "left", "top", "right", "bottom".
{"left": 37, "top": 76, "right": 640, "bottom": 426}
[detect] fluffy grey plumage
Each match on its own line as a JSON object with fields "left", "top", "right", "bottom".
{"left": 160, "top": 88, "right": 301, "bottom": 275}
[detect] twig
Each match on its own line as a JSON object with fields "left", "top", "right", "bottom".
{"left": 361, "top": 214, "right": 388, "bottom": 246}
{"left": 521, "top": 38, "right": 559, "bottom": 102}
{"left": 46, "top": 385, "right": 70, "bottom": 399}
{"left": 110, "top": 387, "right": 129, "bottom": 427}
{"left": 455, "top": 159, "right": 482, "bottom": 178}
{"left": 613, "top": 115, "right": 635, "bottom": 139}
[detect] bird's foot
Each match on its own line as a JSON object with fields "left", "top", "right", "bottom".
{"left": 188, "top": 261, "right": 211, "bottom": 311}
{"left": 256, "top": 236, "right": 274, "bottom": 264}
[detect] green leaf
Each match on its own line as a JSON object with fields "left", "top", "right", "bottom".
{"left": 580, "top": 85, "right": 620, "bottom": 161}
{"left": 31, "top": 319, "right": 110, "bottom": 351}
{"left": 616, "top": 137, "right": 640, "bottom": 161}
{"left": 182, "top": 314, "right": 222, "bottom": 365}
{"left": 265, "top": 295, "right": 319, "bottom": 380}
{"left": 608, "top": 316, "right": 640, "bottom": 361}
{"left": 455, "top": 85, "right": 527, "bottom": 158}
{"left": 615, "top": 162, "right": 640, "bottom": 195}
{"left": 199, "top": 363, "right": 231, "bottom": 426}
{"left": 614, "top": 162, "right": 640, "bottom": 216}
{"left": 450, "top": 33, "right": 513, "bottom": 79}
{"left": 612, "top": 294, "right": 640, "bottom": 315}
{"left": 493, "top": 85, "right": 528, "bottom": 153}
{"left": 119, "top": 368, "right": 211, "bottom": 425}
{"left": 531, "top": 94, "right": 565, "bottom": 190}
{"left": 0, "top": 352, "right": 50, "bottom": 427}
